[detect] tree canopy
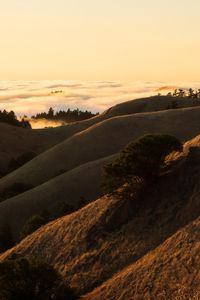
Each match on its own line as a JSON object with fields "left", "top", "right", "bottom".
{"left": 103, "top": 134, "right": 183, "bottom": 193}
{"left": 0, "top": 110, "right": 31, "bottom": 128}
{"left": 32, "top": 107, "right": 98, "bottom": 123}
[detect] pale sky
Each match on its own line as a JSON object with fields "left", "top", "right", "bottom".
{"left": 1, "top": 0, "right": 200, "bottom": 81}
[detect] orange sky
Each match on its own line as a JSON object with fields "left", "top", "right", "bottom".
{"left": 1, "top": 1, "right": 200, "bottom": 81}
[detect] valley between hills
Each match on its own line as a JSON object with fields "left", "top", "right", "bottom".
{"left": 0, "top": 95, "right": 200, "bottom": 299}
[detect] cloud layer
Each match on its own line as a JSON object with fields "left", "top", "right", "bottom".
{"left": 0, "top": 80, "right": 200, "bottom": 127}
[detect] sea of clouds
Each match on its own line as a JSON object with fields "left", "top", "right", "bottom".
{"left": 0, "top": 80, "right": 199, "bottom": 128}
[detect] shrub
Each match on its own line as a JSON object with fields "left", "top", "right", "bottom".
{"left": 20, "top": 215, "right": 47, "bottom": 240}
{"left": 103, "top": 134, "right": 183, "bottom": 194}
{"left": 0, "top": 257, "right": 76, "bottom": 300}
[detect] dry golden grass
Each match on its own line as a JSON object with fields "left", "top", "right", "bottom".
{"left": 1, "top": 96, "right": 200, "bottom": 299}
{"left": 84, "top": 216, "right": 200, "bottom": 300}
{"left": 1, "top": 135, "right": 200, "bottom": 299}
{"left": 0, "top": 95, "right": 199, "bottom": 179}
{"left": 1, "top": 95, "right": 199, "bottom": 172}
{"left": 0, "top": 154, "right": 117, "bottom": 239}
{"left": 0, "top": 97, "right": 186, "bottom": 169}
{"left": 1, "top": 95, "right": 199, "bottom": 238}
{"left": 1, "top": 106, "right": 200, "bottom": 194}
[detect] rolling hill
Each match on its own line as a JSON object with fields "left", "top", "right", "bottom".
{"left": 1, "top": 95, "right": 199, "bottom": 174}
{"left": 1, "top": 135, "right": 200, "bottom": 299}
{"left": 1, "top": 105, "right": 200, "bottom": 195}
{"left": 0, "top": 154, "right": 117, "bottom": 239}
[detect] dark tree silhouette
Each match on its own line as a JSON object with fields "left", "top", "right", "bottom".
{"left": 0, "top": 258, "right": 76, "bottom": 300}
{"left": 0, "top": 110, "right": 31, "bottom": 128}
{"left": 32, "top": 107, "right": 98, "bottom": 123}
{"left": 103, "top": 134, "right": 183, "bottom": 194}
{"left": 170, "top": 88, "right": 200, "bottom": 99}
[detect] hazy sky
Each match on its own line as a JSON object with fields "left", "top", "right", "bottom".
{"left": 1, "top": 0, "right": 200, "bottom": 81}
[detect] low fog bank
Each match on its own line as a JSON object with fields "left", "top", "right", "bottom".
{"left": 29, "top": 118, "right": 66, "bottom": 129}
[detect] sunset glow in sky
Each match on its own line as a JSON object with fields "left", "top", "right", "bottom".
{"left": 1, "top": 0, "right": 200, "bottom": 81}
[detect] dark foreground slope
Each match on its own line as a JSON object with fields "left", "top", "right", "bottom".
{"left": 1, "top": 136, "right": 200, "bottom": 299}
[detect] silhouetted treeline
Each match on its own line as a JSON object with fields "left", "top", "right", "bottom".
{"left": 0, "top": 110, "right": 31, "bottom": 128}
{"left": 31, "top": 107, "right": 99, "bottom": 122}
{"left": 166, "top": 88, "right": 200, "bottom": 98}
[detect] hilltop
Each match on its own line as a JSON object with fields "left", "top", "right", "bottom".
{"left": 1, "top": 95, "right": 200, "bottom": 173}
{"left": 1, "top": 95, "right": 200, "bottom": 299}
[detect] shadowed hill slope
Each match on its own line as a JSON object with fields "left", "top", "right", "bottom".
{"left": 0, "top": 154, "right": 117, "bottom": 239}
{"left": 1, "top": 136, "right": 200, "bottom": 298}
{"left": 1, "top": 106, "right": 200, "bottom": 193}
{"left": 0, "top": 120, "right": 94, "bottom": 173}
{"left": 1, "top": 95, "right": 199, "bottom": 174}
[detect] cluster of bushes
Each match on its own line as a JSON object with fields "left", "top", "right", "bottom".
{"left": 0, "top": 110, "right": 31, "bottom": 128}
{"left": 32, "top": 107, "right": 99, "bottom": 123}
{"left": 0, "top": 257, "right": 76, "bottom": 300}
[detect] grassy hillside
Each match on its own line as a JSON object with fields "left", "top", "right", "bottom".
{"left": 1, "top": 105, "right": 200, "bottom": 196}
{"left": 1, "top": 96, "right": 200, "bottom": 299}
{"left": 1, "top": 135, "right": 200, "bottom": 299}
{"left": 1, "top": 95, "right": 199, "bottom": 175}
{"left": 84, "top": 215, "right": 200, "bottom": 300}
{"left": 0, "top": 154, "right": 117, "bottom": 238}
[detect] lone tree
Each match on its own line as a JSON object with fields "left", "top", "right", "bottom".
{"left": 103, "top": 134, "right": 182, "bottom": 194}
{"left": 0, "top": 257, "right": 76, "bottom": 300}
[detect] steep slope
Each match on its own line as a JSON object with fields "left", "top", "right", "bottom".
{"left": 0, "top": 154, "right": 117, "bottom": 239}
{"left": 1, "top": 106, "right": 200, "bottom": 193}
{"left": 84, "top": 216, "right": 200, "bottom": 300}
{"left": 1, "top": 135, "right": 200, "bottom": 298}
